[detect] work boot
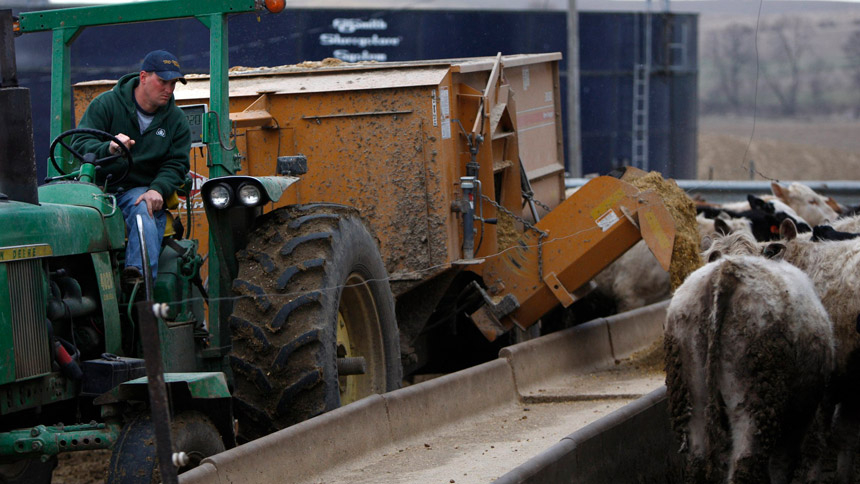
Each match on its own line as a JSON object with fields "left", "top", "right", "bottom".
{"left": 121, "top": 266, "right": 143, "bottom": 292}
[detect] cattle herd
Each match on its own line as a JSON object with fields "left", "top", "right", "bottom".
{"left": 662, "top": 181, "right": 860, "bottom": 484}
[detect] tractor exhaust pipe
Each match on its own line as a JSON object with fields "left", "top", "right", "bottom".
{"left": 0, "top": 9, "right": 39, "bottom": 205}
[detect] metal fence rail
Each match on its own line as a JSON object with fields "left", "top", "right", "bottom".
{"left": 565, "top": 178, "right": 860, "bottom": 206}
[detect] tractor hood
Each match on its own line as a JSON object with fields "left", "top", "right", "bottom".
{"left": 0, "top": 185, "right": 124, "bottom": 257}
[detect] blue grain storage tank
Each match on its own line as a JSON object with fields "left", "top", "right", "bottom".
{"left": 579, "top": 11, "right": 698, "bottom": 179}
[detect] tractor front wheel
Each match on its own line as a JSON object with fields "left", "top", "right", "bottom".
{"left": 106, "top": 412, "right": 224, "bottom": 483}
{"left": 0, "top": 457, "right": 56, "bottom": 484}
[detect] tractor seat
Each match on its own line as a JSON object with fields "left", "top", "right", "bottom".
{"left": 163, "top": 191, "right": 181, "bottom": 238}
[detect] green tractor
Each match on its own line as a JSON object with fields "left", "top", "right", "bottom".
{"left": 0, "top": 1, "right": 299, "bottom": 481}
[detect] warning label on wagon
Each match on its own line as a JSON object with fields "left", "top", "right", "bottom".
{"left": 439, "top": 86, "right": 451, "bottom": 139}
{"left": 595, "top": 209, "right": 620, "bottom": 232}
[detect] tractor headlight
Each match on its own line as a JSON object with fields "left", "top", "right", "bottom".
{"left": 238, "top": 183, "right": 262, "bottom": 207}
{"left": 209, "top": 183, "right": 233, "bottom": 209}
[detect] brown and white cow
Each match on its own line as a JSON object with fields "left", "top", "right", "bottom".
{"left": 665, "top": 250, "right": 834, "bottom": 484}
{"left": 771, "top": 182, "right": 841, "bottom": 227}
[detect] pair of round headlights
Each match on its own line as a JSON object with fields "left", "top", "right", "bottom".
{"left": 208, "top": 182, "right": 263, "bottom": 209}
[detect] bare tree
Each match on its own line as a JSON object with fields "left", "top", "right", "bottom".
{"left": 808, "top": 58, "right": 838, "bottom": 116}
{"left": 843, "top": 29, "right": 860, "bottom": 118}
{"left": 706, "top": 23, "right": 756, "bottom": 115}
{"left": 759, "top": 15, "right": 814, "bottom": 117}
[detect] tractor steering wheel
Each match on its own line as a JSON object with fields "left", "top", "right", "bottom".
{"left": 49, "top": 128, "right": 134, "bottom": 185}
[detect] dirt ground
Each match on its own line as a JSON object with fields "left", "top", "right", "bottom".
{"left": 697, "top": 115, "right": 860, "bottom": 182}
{"left": 53, "top": 114, "right": 860, "bottom": 482}
{"left": 52, "top": 450, "right": 110, "bottom": 484}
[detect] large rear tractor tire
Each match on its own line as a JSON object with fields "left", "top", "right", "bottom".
{"left": 229, "top": 204, "right": 401, "bottom": 441}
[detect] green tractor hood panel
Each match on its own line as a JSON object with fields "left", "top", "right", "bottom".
{"left": 0, "top": 199, "right": 116, "bottom": 257}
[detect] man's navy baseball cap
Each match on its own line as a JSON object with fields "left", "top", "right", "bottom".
{"left": 141, "top": 50, "right": 186, "bottom": 84}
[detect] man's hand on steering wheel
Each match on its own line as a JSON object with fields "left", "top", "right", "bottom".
{"left": 109, "top": 133, "right": 135, "bottom": 156}
{"left": 49, "top": 128, "right": 135, "bottom": 185}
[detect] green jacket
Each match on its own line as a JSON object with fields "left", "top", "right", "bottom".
{"left": 71, "top": 73, "right": 190, "bottom": 197}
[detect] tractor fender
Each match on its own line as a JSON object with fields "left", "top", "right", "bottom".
{"left": 94, "top": 372, "right": 231, "bottom": 405}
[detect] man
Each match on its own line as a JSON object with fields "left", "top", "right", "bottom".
{"left": 72, "top": 50, "right": 191, "bottom": 285}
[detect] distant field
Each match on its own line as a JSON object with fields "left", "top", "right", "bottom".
{"left": 697, "top": 115, "right": 860, "bottom": 181}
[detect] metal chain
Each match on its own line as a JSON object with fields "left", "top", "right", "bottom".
{"left": 530, "top": 197, "right": 553, "bottom": 214}
{"left": 520, "top": 172, "right": 554, "bottom": 214}
{"left": 480, "top": 193, "right": 548, "bottom": 280}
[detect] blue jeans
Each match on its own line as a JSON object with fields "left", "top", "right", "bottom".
{"left": 116, "top": 186, "right": 166, "bottom": 281}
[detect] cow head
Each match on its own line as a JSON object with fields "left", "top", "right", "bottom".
{"left": 771, "top": 182, "right": 839, "bottom": 226}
